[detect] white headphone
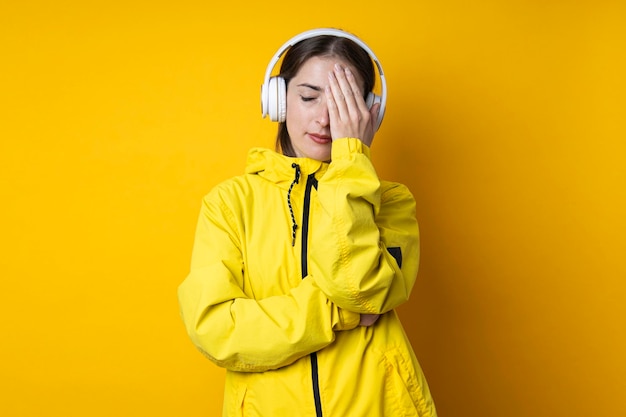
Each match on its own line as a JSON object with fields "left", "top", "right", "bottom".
{"left": 260, "top": 28, "right": 387, "bottom": 131}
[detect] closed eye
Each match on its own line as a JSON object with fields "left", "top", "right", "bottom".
{"left": 296, "top": 83, "right": 323, "bottom": 103}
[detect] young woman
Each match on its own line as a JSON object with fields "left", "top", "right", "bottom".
{"left": 178, "top": 28, "right": 437, "bottom": 416}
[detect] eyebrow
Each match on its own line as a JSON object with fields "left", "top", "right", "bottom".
{"left": 296, "top": 83, "right": 323, "bottom": 92}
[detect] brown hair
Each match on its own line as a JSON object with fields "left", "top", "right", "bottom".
{"left": 275, "top": 35, "right": 376, "bottom": 156}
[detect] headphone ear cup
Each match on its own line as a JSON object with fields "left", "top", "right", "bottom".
{"left": 268, "top": 77, "right": 287, "bottom": 122}
{"left": 365, "top": 92, "right": 375, "bottom": 109}
{"left": 366, "top": 92, "right": 384, "bottom": 131}
{"left": 277, "top": 77, "right": 287, "bottom": 122}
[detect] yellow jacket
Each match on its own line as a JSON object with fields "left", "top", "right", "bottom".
{"left": 178, "top": 138, "right": 437, "bottom": 416}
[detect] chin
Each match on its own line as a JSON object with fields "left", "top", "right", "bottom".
{"left": 292, "top": 139, "right": 331, "bottom": 161}
{"left": 306, "top": 147, "right": 331, "bottom": 162}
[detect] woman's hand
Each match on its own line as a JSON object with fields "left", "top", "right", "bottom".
{"left": 326, "top": 63, "right": 380, "bottom": 147}
{"left": 359, "top": 314, "right": 381, "bottom": 327}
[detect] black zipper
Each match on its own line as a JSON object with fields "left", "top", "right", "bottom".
{"left": 300, "top": 173, "right": 322, "bottom": 417}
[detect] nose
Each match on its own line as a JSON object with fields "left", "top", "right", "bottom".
{"left": 317, "top": 101, "right": 330, "bottom": 127}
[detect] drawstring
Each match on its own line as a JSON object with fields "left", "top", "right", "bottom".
{"left": 287, "top": 163, "right": 301, "bottom": 246}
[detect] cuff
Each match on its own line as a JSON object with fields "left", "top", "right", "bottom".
{"left": 331, "top": 137, "right": 371, "bottom": 161}
{"left": 333, "top": 307, "right": 361, "bottom": 331}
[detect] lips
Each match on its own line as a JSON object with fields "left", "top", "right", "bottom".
{"left": 308, "top": 133, "right": 332, "bottom": 144}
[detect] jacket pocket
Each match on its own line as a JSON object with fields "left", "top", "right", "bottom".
{"left": 382, "top": 349, "right": 436, "bottom": 417}
{"left": 224, "top": 382, "right": 247, "bottom": 417}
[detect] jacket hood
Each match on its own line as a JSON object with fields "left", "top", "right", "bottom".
{"left": 245, "top": 148, "right": 329, "bottom": 190}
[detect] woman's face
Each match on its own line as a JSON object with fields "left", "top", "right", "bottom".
{"left": 285, "top": 56, "right": 364, "bottom": 161}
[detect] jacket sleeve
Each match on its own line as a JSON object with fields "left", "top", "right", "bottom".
{"left": 309, "top": 137, "right": 420, "bottom": 314}
{"left": 177, "top": 187, "right": 360, "bottom": 373}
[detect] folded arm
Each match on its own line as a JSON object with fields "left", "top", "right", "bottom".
{"left": 310, "top": 138, "right": 420, "bottom": 314}
{"left": 178, "top": 190, "right": 360, "bottom": 373}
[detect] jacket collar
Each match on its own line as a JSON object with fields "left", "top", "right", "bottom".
{"left": 245, "top": 148, "right": 328, "bottom": 189}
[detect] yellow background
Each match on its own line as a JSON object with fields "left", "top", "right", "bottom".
{"left": 2, "top": 1, "right": 624, "bottom": 416}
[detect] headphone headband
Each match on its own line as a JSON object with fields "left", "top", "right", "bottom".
{"left": 261, "top": 28, "right": 387, "bottom": 130}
